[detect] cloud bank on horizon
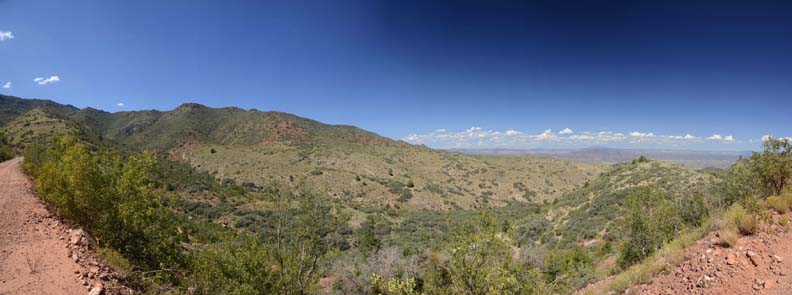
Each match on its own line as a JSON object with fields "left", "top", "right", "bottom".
{"left": 404, "top": 127, "right": 788, "bottom": 151}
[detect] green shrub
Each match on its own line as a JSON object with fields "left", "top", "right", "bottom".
{"left": 0, "top": 134, "right": 13, "bottom": 161}
{"left": 618, "top": 188, "right": 683, "bottom": 268}
{"left": 780, "top": 215, "right": 789, "bottom": 227}
{"left": 543, "top": 246, "right": 596, "bottom": 290}
{"left": 751, "top": 137, "right": 792, "bottom": 196}
{"left": 723, "top": 203, "right": 748, "bottom": 229}
{"left": 736, "top": 214, "right": 758, "bottom": 235}
{"left": 371, "top": 274, "right": 419, "bottom": 295}
{"left": 423, "top": 214, "right": 549, "bottom": 295}
{"left": 718, "top": 228, "right": 739, "bottom": 248}
{"left": 678, "top": 192, "right": 709, "bottom": 226}
{"left": 784, "top": 193, "right": 792, "bottom": 210}
{"left": 767, "top": 196, "right": 788, "bottom": 214}
{"left": 97, "top": 247, "right": 133, "bottom": 277}
{"left": 188, "top": 237, "right": 277, "bottom": 295}
{"left": 23, "top": 134, "right": 186, "bottom": 271}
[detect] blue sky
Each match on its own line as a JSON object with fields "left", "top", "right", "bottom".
{"left": 1, "top": 1, "right": 791, "bottom": 151}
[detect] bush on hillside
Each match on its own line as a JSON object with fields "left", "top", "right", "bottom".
{"left": 718, "top": 228, "right": 739, "bottom": 248}
{"left": 422, "top": 214, "right": 549, "bottom": 295}
{"left": 188, "top": 236, "right": 277, "bottom": 295}
{"left": 23, "top": 134, "right": 186, "bottom": 271}
{"left": 736, "top": 214, "right": 758, "bottom": 235}
{"left": 543, "top": 246, "right": 596, "bottom": 291}
{"left": 784, "top": 192, "right": 792, "bottom": 211}
{"left": 766, "top": 196, "right": 788, "bottom": 214}
{"left": 752, "top": 137, "right": 792, "bottom": 196}
{"left": 677, "top": 192, "right": 709, "bottom": 227}
{"left": 0, "top": 132, "right": 14, "bottom": 161}
{"left": 618, "top": 187, "right": 684, "bottom": 268}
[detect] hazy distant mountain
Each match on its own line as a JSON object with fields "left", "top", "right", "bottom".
{"left": 452, "top": 147, "right": 751, "bottom": 169}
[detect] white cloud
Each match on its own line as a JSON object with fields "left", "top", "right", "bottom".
{"left": 724, "top": 135, "right": 735, "bottom": 142}
{"left": 629, "top": 131, "right": 656, "bottom": 137}
{"left": 2, "top": 82, "right": 10, "bottom": 89}
{"left": 707, "top": 134, "right": 723, "bottom": 140}
{"left": 762, "top": 134, "right": 771, "bottom": 142}
{"left": 466, "top": 126, "right": 482, "bottom": 133}
{"left": 116, "top": 102, "right": 125, "bottom": 107}
{"left": 34, "top": 76, "right": 60, "bottom": 85}
{"left": 535, "top": 129, "right": 557, "bottom": 140}
{"left": 505, "top": 129, "right": 520, "bottom": 136}
{"left": 0, "top": 31, "right": 14, "bottom": 41}
{"left": 684, "top": 134, "right": 697, "bottom": 139}
{"left": 434, "top": 129, "right": 447, "bottom": 133}
{"left": 559, "top": 128, "right": 573, "bottom": 135}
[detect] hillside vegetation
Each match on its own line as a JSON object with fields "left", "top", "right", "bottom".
{"left": 171, "top": 142, "right": 603, "bottom": 210}
{"left": 0, "top": 94, "right": 604, "bottom": 210}
{"left": 547, "top": 159, "right": 720, "bottom": 247}
{"left": 0, "top": 131, "right": 14, "bottom": 161}
{"left": 0, "top": 108, "right": 104, "bottom": 149}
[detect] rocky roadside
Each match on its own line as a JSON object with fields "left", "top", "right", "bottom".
{"left": 632, "top": 212, "right": 792, "bottom": 295}
{"left": 64, "top": 228, "right": 134, "bottom": 295}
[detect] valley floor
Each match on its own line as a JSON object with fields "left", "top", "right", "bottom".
{"left": 0, "top": 158, "right": 124, "bottom": 295}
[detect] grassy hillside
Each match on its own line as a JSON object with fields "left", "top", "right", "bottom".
{"left": 544, "top": 159, "right": 721, "bottom": 247}
{"left": 0, "top": 108, "right": 104, "bottom": 149}
{"left": 0, "top": 94, "right": 79, "bottom": 125}
{"left": 0, "top": 95, "right": 606, "bottom": 210}
{"left": 169, "top": 142, "right": 604, "bottom": 210}
{"left": 68, "top": 103, "right": 411, "bottom": 150}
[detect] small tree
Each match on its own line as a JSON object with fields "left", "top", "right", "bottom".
{"left": 752, "top": 137, "right": 792, "bottom": 196}
{"left": 272, "top": 193, "right": 347, "bottom": 295}
{"left": 423, "top": 214, "right": 548, "bottom": 295}
{"left": 619, "top": 187, "right": 683, "bottom": 268}
{"left": 357, "top": 218, "right": 382, "bottom": 257}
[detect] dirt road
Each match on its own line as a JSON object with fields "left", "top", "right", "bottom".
{"left": 0, "top": 158, "right": 95, "bottom": 294}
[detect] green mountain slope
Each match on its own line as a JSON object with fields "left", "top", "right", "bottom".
{"left": 0, "top": 108, "right": 103, "bottom": 149}
{"left": 170, "top": 142, "right": 604, "bottom": 210}
{"left": 69, "top": 103, "right": 410, "bottom": 150}
{"left": 0, "top": 95, "right": 605, "bottom": 210}
{"left": 542, "top": 159, "right": 721, "bottom": 247}
{"left": 0, "top": 94, "right": 79, "bottom": 125}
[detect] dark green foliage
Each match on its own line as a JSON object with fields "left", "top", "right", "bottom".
{"left": 751, "top": 137, "right": 792, "bottom": 196}
{"left": 543, "top": 246, "right": 596, "bottom": 291}
{"left": 188, "top": 236, "right": 277, "bottom": 295}
{"left": 676, "top": 192, "right": 709, "bottom": 227}
{"left": 357, "top": 217, "right": 382, "bottom": 257}
{"left": 721, "top": 137, "right": 792, "bottom": 205}
{"left": 422, "top": 214, "right": 549, "bottom": 295}
{"left": 631, "top": 155, "right": 649, "bottom": 164}
{"left": 23, "top": 134, "right": 186, "bottom": 271}
{"left": 0, "top": 132, "right": 14, "bottom": 161}
{"left": 618, "top": 188, "right": 683, "bottom": 268}
{"left": 270, "top": 193, "right": 349, "bottom": 294}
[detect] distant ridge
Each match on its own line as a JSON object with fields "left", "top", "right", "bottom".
{"left": 1, "top": 94, "right": 410, "bottom": 150}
